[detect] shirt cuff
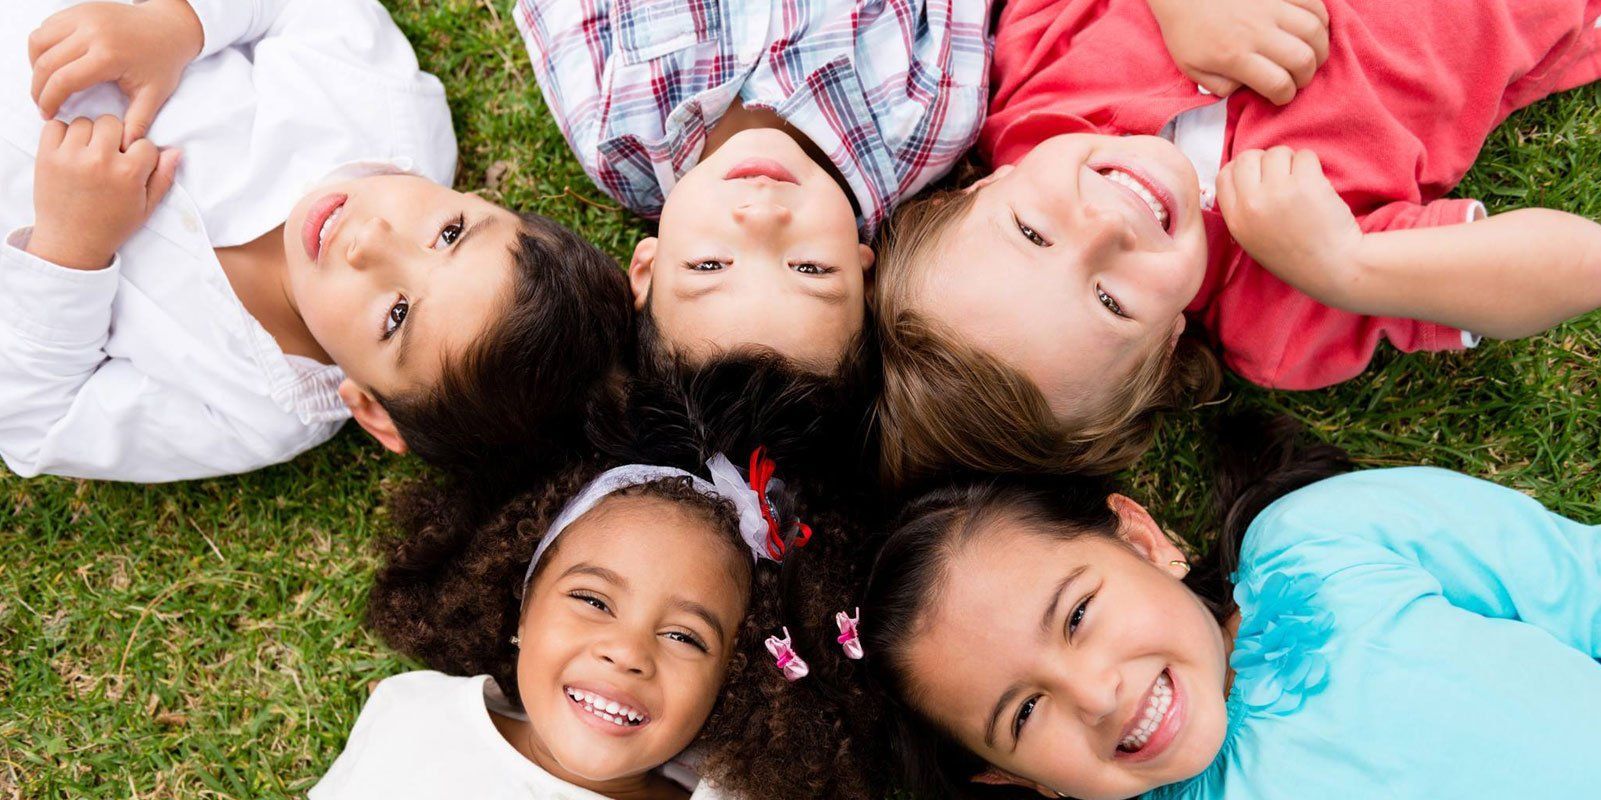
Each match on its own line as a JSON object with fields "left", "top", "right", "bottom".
{"left": 184, "top": 0, "right": 260, "bottom": 59}
{"left": 1458, "top": 201, "right": 1486, "bottom": 347}
{"left": 1, "top": 227, "right": 121, "bottom": 346}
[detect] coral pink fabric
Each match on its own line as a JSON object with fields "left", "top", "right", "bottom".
{"left": 982, "top": 0, "right": 1601, "bottom": 389}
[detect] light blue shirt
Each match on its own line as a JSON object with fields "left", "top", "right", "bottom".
{"left": 1151, "top": 468, "right": 1601, "bottom": 800}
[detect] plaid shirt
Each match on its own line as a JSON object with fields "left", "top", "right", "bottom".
{"left": 516, "top": 0, "right": 990, "bottom": 236}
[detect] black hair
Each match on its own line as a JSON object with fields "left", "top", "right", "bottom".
{"left": 375, "top": 212, "right": 632, "bottom": 483}
{"left": 857, "top": 413, "right": 1353, "bottom": 799}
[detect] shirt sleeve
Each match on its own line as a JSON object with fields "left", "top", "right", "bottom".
{"left": 0, "top": 231, "right": 332, "bottom": 482}
{"left": 1243, "top": 467, "right": 1601, "bottom": 658}
{"left": 515, "top": 0, "right": 617, "bottom": 202}
{"left": 184, "top": 0, "right": 296, "bottom": 58}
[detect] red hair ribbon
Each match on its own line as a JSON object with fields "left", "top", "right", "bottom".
{"left": 748, "top": 446, "right": 812, "bottom": 560}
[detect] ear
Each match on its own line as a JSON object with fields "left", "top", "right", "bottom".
{"left": 962, "top": 163, "right": 1015, "bottom": 195}
{"left": 338, "top": 378, "right": 409, "bottom": 454}
{"left": 1168, "top": 313, "right": 1188, "bottom": 352}
{"left": 972, "top": 766, "right": 1061, "bottom": 797}
{"left": 1107, "top": 494, "right": 1187, "bottom": 576}
{"left": 857, "top": 243, "right": 876, "bottom": 273}
{"left": 628, "top": 237, "right": 657, "bottom": 312}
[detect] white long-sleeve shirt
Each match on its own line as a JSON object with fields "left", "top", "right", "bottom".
{"left": 0, "top": 0, "right": 456, "bottom": 482}
{"left": 311, "top": 672, "right": 732, "bottom": 800}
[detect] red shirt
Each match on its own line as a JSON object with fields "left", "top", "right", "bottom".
{"left": 982, "top": 0, "right": 1601, "bottom": 389}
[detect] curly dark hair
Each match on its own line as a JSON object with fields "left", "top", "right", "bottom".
{"left": 693, "top": 487, "right": 889, "bottom": 800}
{"left": 369, "top": 469, "right": 888, "bottom": 799}
{"left": 373, "top": 212, "right": 633, "bottom": 479}
{"left": 369, "top": 464, "right": 743, "bottom": 703}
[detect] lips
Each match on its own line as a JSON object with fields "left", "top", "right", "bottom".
{"left": 1089, "top": 162, "right": 1176, "bottom": 235}
{"left": 1114, "top": 668, "right": 1185, "bottom": 763}
{"left": 301, "top": 193, "right": 348, "bottom": 262}
{"left": 564, "top": 684, "right": 651, "bottom": 736}
{"left": 724, "top": 157, "right": 799, "bottom": 185}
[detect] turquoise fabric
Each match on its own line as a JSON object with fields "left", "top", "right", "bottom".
{"left": 1148, "top": 468, "right": 1601, "bottom": 800}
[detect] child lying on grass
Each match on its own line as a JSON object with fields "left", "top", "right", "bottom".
{"left": 872, "top": 0, "right": 1601, "bottom": 487}
{"left": 0, "top": 0, "right": 631, "bottom": 482}
{"left": 516, "top": 0, "right": 1333, "bottom": 378}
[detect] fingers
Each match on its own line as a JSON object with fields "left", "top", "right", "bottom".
{"left": 37, "top": 119, "right": 68, "bottom": 151}
{"left": 122, "top": 86, "right": 167, "bottom": 149}
{"left": 34, "top": 52, "right": 107, "bottom": 121}
{"left": 26, "top": 17, "right": 69, "bottom": 65}
{"left": 1261, "top": 145, "right": 1295, "bottom": 178}
{"left": 90, "top": 114, "right": 124, "bottom": 155}
{"left": 1189, "top": 70, "right": 1242, "bottom": 99}
{"left": 29, "top": 37, "right": 87, "bottom": 110}
{"left": 63, "top": 116, "right": 94, "bottom": 148}
{"left": 1291, "top": 148, "right": 1323, "bottom": 177}
{"left": 1277, "top": 2, "right": 1330, "bottom": 68}
{"left": 145, "top": 147, "right": 182, "bottom": 208}
{"left": 1258, "top": 29, "right": 1320, "bottom": 93}
{"left": 1230, "top": 53, "right": 1298, "bottom": 106}
{"left": 1285, "top": 0, "right": 1331, "bottom": 29}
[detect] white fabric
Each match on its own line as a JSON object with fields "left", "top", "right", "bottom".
{"left": 522, "top": 459, "right": 778, "bottom": 589}
{"left": 1160, "top": 99, "right": 1229, "bottom": 210}
{"left": 310, "top": 671, "right": 732, "bottom": 800}
{"left": 0, "top": 0, "right": 456, "bottom": 481}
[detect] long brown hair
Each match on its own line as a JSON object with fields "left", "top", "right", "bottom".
{"left": 873, "top": 189, "right": 1222, "bottom": 491}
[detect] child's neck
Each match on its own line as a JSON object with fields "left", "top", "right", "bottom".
{"left": 213, "top": 227, "right": 331, "bottom": 364}
{"left": 490, "top": 711, "right": 689, "bottom": 800}
{"left": 704, "top": 100, "right": 859, "bottom": 214}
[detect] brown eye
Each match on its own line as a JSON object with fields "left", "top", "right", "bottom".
{"left": 1096, "top": 286, "right": 1127, "bottom": 318}
{"left": 1014, "top": 214, "right": 1049, "bottom": 247}
{"left": 381, "top": 297, "right": 408, "bottom": 340}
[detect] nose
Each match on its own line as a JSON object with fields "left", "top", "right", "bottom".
{"left": 345, "top": 216, "right": 406, "bottom": 270}
{"left": 592, "top": 631, "right": 656, "bottom": 679}
{"left": 1074, "top": 202, "right": 1137, "bottom": 264}
{"left": 1062, "top": 662, "right": 1122, "bottom": 727}
{"left": 731, "top": 200, "right": 793, "bottom": 229}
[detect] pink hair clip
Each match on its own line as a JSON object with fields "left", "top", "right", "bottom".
{"left": 765, "top": 627, "right": 810, "bottom": 681}
{"left": 835, "top": 608, "right": 864, "bottom": 660}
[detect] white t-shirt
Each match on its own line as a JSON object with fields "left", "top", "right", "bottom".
{"left": 311, "top": 672, "right": 730, "bottom": 800}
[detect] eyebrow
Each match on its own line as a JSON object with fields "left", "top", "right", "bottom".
{"left": 672, "top": 598, "right": 728, "bottom": 644}
{"left": 983, "top": 564, "right": 1090, "bottom": 749}
{"left": 449, "top": 214, "right": 496, "bottom": 259}
{"left": 560, "top": 563, "right": 628, "bottom": 587}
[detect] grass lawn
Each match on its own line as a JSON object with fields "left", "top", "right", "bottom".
{"left": 2, "top": 1, "right": 1599, "bottom": 797}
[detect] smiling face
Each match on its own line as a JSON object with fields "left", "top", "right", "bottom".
{"left": 910, "top": 134, "right": 1209, "bottom": 421}
{"left": 282, "top": 173, "right": 523, "bottom": 397}
{"left": 900, "top": 499, "right": 1230, "bottom": 800}
{"left": 511, "top": 493, "right": 750, "bottom": 789}
{"left": 631, "top": 128, "right": 874, "bottom": 372}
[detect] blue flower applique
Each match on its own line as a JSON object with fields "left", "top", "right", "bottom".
{"left": 1230, "top": 571, "right": 1334, "bottom": 716}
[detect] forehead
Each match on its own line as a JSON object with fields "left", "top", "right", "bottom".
{"left": 393, "top": 207, "right": 522, "bottom": 386}
{"left": 655, "top": 290, "right": 862, "bottom": 371}
{"left": 544, "top": 494, "right": 750, "bottom": 617}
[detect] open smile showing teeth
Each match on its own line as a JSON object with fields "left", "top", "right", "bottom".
{"left": 1118, "top": 670, "right": 1174, "bottom": 753}
{"left": 317, "top": 206, "right": 343, "bottom": 252}
{"left": 1098, "top": 168, "right": 1171, "bottom": 233}
{"left": 565, "top": 687, "right": 648, "bottom": 727}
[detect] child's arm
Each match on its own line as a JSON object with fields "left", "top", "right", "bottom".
{"left": 1218, "top": 147, "right": 1601, "bottom": 339}
{"left": 0, "top": 118, "right": 312, "bottom": 481}
{"left": 28, "top": 0, "right": 204, "bottom": 148}
{"left": 1245, "top": 468, "right": 1601, "bottom": 657}
{"left": 1146, "top": 0, "right": 1330, "bottom": 105}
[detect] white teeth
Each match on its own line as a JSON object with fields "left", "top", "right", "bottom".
{"left": 317, "top": 207, "right": 340, "bottom": 250}
{"left": 1118, "top": 672, "right": 1174, "bottom": 752}
{"left": 1101, "top": 169, "right": 1170, "bottom": 231}
{"left": 565, "top": 687, "right": 646, "bottom": 726}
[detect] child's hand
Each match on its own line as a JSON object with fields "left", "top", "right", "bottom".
{"left": 1147, "top": 0, "right": 1330, "bottom": 105}
{"left": 1217, "top": 147, "right": 1364, "bottom": 304}
{"left": 28, "top": 0, "right": 204, "bottom": 149}
{"left": 27, "top": 117, "right": 182, "bottom": 271}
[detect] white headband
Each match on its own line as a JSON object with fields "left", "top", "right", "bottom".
{"left": 521, "top": 455, "right": 785, "bottom": 589}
